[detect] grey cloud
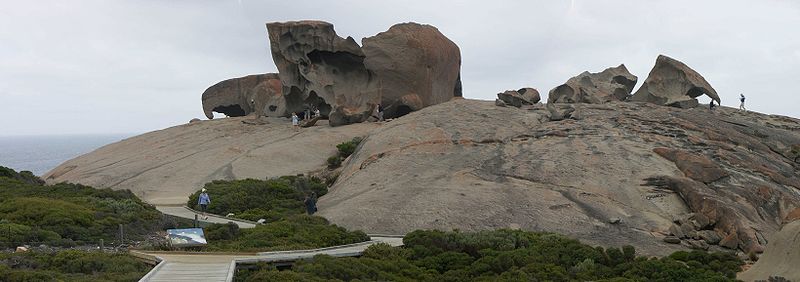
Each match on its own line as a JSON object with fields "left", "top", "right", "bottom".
{"left": 1, "top": 0, "right": 798, "bottom": 135}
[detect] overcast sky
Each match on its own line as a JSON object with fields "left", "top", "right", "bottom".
{"left": 1, "top": 0, "right": 798, "bottom": 136}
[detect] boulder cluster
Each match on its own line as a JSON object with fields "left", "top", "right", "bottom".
{"left": 203, "top": 21, "right": 462, "bottom": 126}
{"left": 497, "top": 55, "right": 720, "bottom": 109}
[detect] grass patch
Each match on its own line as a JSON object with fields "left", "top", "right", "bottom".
{"left": 236, "top": 229, "right": 743, "bottom": 281}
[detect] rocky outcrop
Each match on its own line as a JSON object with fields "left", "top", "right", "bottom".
{"left": 362, "top": 23, "right": 462, "bottom": 118}
{"left": 548, "top": 64, "right": 637, "bottom": 104}
{"left": 738, "top": 220, "right": 800, "bottom": 281}
{"left": 497, "top": 88, "right": 540, "bottom": 107}
{"left": 630, "top": 55, "right": 721, "bottom": 108}
{"left": 201, "top": 74, "right": 282, "bottom": 119}
{"left": 47, "top": 99, "right": 800, "bottom": 256}
{"left": 317, "top": 99, "right": 800, "bottom": 256}
{"left": 44, "top": 117, "right": 380, "bottom": 205}
{"left": 267, "top": 21, "right": 378, "bottom": 126}
{"left": 206, "top": 21, "right": 462, "bottom": 125}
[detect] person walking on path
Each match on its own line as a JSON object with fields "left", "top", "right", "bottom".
{"left": 198, "top": 188, "right": 211, "bottom": 220}
{"left": 304, "top": 192, "right": 318, "bottom": 215}
{"left": 739, "top": 94, "right": 746, "bottom": 111}
{"left": 291, "top": 112, "right": 299, "bottom": 131}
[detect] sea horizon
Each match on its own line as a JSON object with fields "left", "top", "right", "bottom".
{"left": 0, "top": 133, "right": 135, "bottom": 176}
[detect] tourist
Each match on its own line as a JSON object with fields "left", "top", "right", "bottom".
{"left": 709, "top": 100, "right": 716, "bottom": 111}
{"left": 304, "top": 192, "right": 318, "bottom": 215}
{"left": 375, "top": 103, "right": 384, "bottom": 122}
{"left": 291, "top": 112, "right": 299, "bottom": 131}
{"left": 198, "top": 188, "right": 210, "bottom": 220}
{"left": 739, "top": 94, "right": 746, "bottom": 111}
{"left": 314, "top": 108, "right": 321, "bottom": 119}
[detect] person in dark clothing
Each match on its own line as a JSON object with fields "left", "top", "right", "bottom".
{"left": 304, "top": 192, "right": 318, "bottom": 215}
{"left": 709, "top": 100, "right": 716, "bottom": 110}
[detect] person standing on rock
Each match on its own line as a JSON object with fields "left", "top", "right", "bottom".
{"left": 304, "top": 192, "right": 318, "bottom": 215}
{"left": 375, "top": 103, "right": 384, "bottom": 122}
{"left": 291, "top": 112, "right": 299, "bottom": 131}
{"left": 198, "top": 188, "right": 211, "bottom": 220}
{"left": 739, "top": 94, "right": 746, "bottom": 111}
{"left": 709, "top": 100, "right": 716, "bottom": 111}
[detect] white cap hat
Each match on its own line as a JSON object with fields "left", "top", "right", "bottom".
{"left": 202, "top": 188, "right": 207, "bottom": 192}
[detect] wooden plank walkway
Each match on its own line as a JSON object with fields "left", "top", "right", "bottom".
{"left": 137, "top": 236, "right": 403, "bottom": 282}
{"left": 156, "top": 206, "right": 257, "bottom": 228}
{"left": 139, "top": 206, "right": 404, "bottom": 281}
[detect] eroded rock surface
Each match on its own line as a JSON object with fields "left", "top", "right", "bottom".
{"left": 318, "top": 99, "right": 800, "bottom": 256}
{"left": 362, "top": 23, "right": 462, "bottom": 118}
{"left": 548, "top": 64, "right": 637, "bottom": 104}
{"left": 630, "top": 55, "right": 721, "bottom": 108}
{"left": 267, "top": 21, "right": 378, "bottom": 126}
{"left": 738, "top": 220, "right": 800, "bottom": 282}
{"left": 44, "top": 117, "right": 379, "bottom": 205}
{"left": 201, "top": 74, "right": 282, "bottom": 119}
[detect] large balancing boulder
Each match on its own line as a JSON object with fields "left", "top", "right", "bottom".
{"left": 267, "top": 21, "right": 379, "bottom": 126}
{"left": 630, "top": 55, "right": 720, "bottom": 108}
{"left": 201, "top": 73, "right": 283, "bottom": 119}
{"left": 362, "top": 23, "right": 462, "bottom": 118}
{"left": 548, "top": 64, "right": 637, "bottom": 104}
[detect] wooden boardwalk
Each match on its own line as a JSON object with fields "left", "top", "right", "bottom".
{"left": 137, "top": 237, "right": 404, "bottom": 282}
{"left": 139, "top": 206, "right": 403, "bottom": 282}
{"left": 156, "top": 206, "right": 257, "bottom": 228}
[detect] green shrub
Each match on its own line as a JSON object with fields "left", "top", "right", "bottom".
{"left": 0, "top": 168, "right": 163, "bottom": 245}
{"left": 335, "top": 137, "right": 362, "bottom": 159}
{"left": 205, "top": 215, "right": 368, "bottom": 252}
{"left": 205, "top": 222, "right": 240, "bottom": 241}
{"left": 186, "top": 177, "right": 327, "bottom": 222}
{"left": 237, "top": 229, "right": 742, "bottom": 281}
{"left": 0, "top": 250, "right": 151, "bottom": 281}
{"left": 326, "top": 155, "right": 342, "bottom": 169}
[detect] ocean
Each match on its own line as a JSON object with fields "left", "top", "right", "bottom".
{"left": 0, "top": 134, "right": 132, "bottom": 176}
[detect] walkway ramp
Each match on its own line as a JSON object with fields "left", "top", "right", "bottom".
{"left": 136, "top": 236, "right": 404, "bottom": 282}
{"left": 156, "top": 206, "right": 256, "bottom": 228}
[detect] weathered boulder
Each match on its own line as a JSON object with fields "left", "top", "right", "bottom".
{"left": 497, "top": 88, "right": 540, "bottom": 107}
{"left": 362, "top": 23, "right": 462, "bottom": 118}
{"left": 267, "top": 21, "right": 378, "bottom": 126}
{"left": 201, "top": 73, "right": 283, "bottom": 119}
{"left": 630, "top": 55, "right": 721, "bottom": 108}
{"left": 652, "top": 148, "right": 729, "bottom": 184}
{"left": 548, "top": 64, "right": 637, "bottom": 104}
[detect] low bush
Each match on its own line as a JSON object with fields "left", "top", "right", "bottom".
{"left": 236, "top": 229, "right": 743, "bottom": 281}
{"left": 326, "top": 156, "right": 342, "bottom": 169}
{"left": 0, "top": 167, "right": 163, "bottom": 246}
{"left": 205, "top": 215, "right": 368, "bottom": 252}
{"left": 0, "top": 250, "right": 151, "bottom": 281}
{"left": 186, "top": 176, "right": 327, "bottom": 222}
{"left": 335, "top": 137, "right": 362, "bottom": 159}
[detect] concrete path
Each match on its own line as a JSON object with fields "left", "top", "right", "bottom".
{"left": 156, "top": 206, "right": 257, "bottom": 228}
{"left": 137, "top": 236, "right": 404, "bottom": 282}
